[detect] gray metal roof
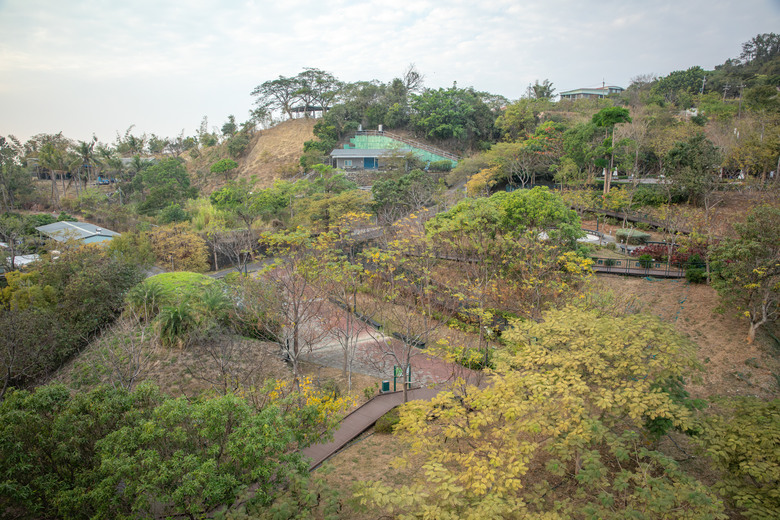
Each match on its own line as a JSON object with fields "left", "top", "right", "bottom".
{"left": 330, "top": 148, "right": 412, "bottom": 158}
{"left": 36, "top": 221, "right": 120, "bottom": 243}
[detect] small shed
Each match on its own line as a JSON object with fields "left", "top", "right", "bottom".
{"left": 35, "top": 221, "right": 120, "bottom": 244}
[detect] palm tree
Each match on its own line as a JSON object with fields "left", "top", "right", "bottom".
{"left": 70, "top": 136, "right": 100, "bottom": 191}
{"left": 38, "top": 142, "right": 66, "bottom": 206}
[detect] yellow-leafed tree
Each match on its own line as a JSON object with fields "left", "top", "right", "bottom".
{"left": 356, "top": 307, "right": 725, "bottom": 519}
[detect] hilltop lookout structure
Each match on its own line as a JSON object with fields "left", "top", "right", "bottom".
{"left": 330, "top": 128, "right": 459, "bottom": 170}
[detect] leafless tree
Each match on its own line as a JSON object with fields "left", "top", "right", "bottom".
{"left": 97, "top": 314, "right": 155, "bottom": 391}
{"left": 213, "top": 228, "right": 255, "bottom": 274}
{"left": 253, "top": 231, "right": 332, "bottom": 383}
{"left": 403, "top": 63, "right": 425, "bottom": 94}
{"left": 361, "top": 219, "right": 460, "bottom": 402}
{"left": 185, "top": 332, "right": 277, "bottom": 395}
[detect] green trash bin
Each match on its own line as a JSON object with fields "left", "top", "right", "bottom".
{"left": 381, "top": 380, "right": 390, "bottom": 393}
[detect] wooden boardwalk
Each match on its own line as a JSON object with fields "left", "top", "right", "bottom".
{"left": 591, "top": 264, "right": 685, "bottom": 278}
{"left": 303, "top": 387, "right": 441, "bottom": 471}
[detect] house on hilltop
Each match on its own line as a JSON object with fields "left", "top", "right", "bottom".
{"left": 559, "top": 85, "right": 625, "bottom": 101}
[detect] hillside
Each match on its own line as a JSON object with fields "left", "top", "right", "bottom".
{"left": 238, "top": 118, "right": 316, "bottom": 187}
{"left": 184, "top": 118, "right": 316, "bottom": 194}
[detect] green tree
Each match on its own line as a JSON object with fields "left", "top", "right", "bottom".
{"left": 210, "top": 178, "right": 288, "bottom": 231}
{"left": 494, "top": 99, "right": 538, "bottom": 141}
{"left": 371, "top": 169, "right": 437, "bottom": 224}
{"left": 134, "top": 157, "right": 196, "bottom": 215}
{"left": 70, "top": 136, "right": 100, "bottom": 191}
{"left": 35, "top": 133, "right": 72, "bottom": 205}
{"left": 665, "top": 133, "right": 720, "bottom": 204}
{"left": 562, "top": 121, "right": 601, "bottom": 182}
{"left": 592, "top": 106, "right": 632, "bottom": 193}
{"left": 0, "top": 308, "right": 59, "bottom": 399}
{"left": 710, "top": 205, "right": 780, "bottom": 343}
{"left": 738, "top": 33, "right": 780, "bottom": 66}
{"left": 210, "top": 158, "right": 239, "bottom": 181}
{"left": 114, "top": 125, "right": 147, "bottom": 156}
{"left": 106, "top": 231, "right": 156, "bottom": 268}
{"left": 427, "top": 189, "right": 588, "bottom": 320}
{"left": 484, "top": 123, "right": 564, "bottom": 189}
{"left": 410, "top": 85, "right": 495, "bottom": 149}
{"left": 526, "top": 78, "right": 556, "bottom": 99}
{"left": 500, "top": 186, "right": 582, "bottom": 243}
{"left": 221, "top": 114, "right": 238, "bottom": 137}
{"left": 651, "top": 66, "right": 707, "bottom": 107}
{"left": 0, "top": 212, "right": 29, "bottom": 270}
{"left": 0, "top": 135, "right": 33, "bottom": 211}
{"left": 252, "top": 76, "right": 299, "bottom": 119}
{"left": 38, "top": 246, "right": 144, "bottom": 349}
{"left": 0, "top": 383, "right": 323, "bottom": 519}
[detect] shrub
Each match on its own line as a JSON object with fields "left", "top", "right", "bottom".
{"left": 632, "top": 185, "right": 667, "bottom": 207}
{"left": 635, "top": 222, "right": 652, "bottom": 231}
{"left": 375, "top": 407, "right": 400, "bottom": 434}
{"left": 318, "top": 378, "right": 342, "bottom": 400}
{"left": 685, "top": 267, "right": 707, "bottom": 283}
{"left": 126, "top": 278, "right": 170, "bottom": 321}
{"left": 227, "top": 132, "right": 250, "bottom": 158}
{"left": 616, "top": 228, "right": 651, "bottom": 245}
{"left": 638, "top": 253, "right": 654, "bottom": 268}
{"left": 632, "top": 244, "right": 670, "bottom": 262}
{"left": 429, "top": 160, "right": 453, "bottom": 172}
{"left": 157, "top": 300, "right": 197, "bottom": 348}
{"left": 106, "top": 232, "right": 156, "bottom": 268}
{"left": 157, "top": 203, "right": 189, "bottom": 224}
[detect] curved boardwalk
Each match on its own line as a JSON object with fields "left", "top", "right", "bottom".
{"left": 303, "top": 387, "right": 440, "bottom": 471}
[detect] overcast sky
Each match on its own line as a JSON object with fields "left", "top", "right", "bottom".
{"left": 1, "top": 0, "right": 778, "bottom": 144}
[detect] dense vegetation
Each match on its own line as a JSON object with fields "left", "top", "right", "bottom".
{"left": 0, "top": 33, "right": 779, "bottom": 519}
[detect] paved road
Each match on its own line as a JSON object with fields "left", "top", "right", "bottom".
{"left": 208, "top": 258, "right": 274, "bottom": 279}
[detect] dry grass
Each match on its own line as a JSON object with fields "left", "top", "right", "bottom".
{"left": 238, "top": 118, "right": 316, "bottom": 188}
{"left": 593, "top": 275, "right": 780, "bottom": 399}
{"left": 316, "top": 429, "right": 425, "bottom": 519}
{"left": 53, "top": 331, "right": 290, "bottom": 397}
{"left": 181, "top": 118, "right": 317, "bottom": 194}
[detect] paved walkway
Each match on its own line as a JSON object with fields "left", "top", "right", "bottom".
{"left": 302, "top": 387, "right": 441, "bottom": 470}
{"left": 301, "top": 326, "right": 473, "bottom": 386}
